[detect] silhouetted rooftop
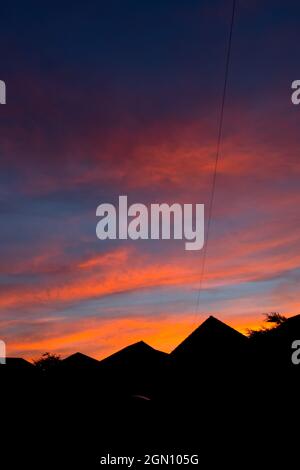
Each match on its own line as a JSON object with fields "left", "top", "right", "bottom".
{"left": 2, "top": 357, "right": 34, "bottom": 368}
{"left": 62, "top": 352, "right": 100, "bottom": 367}
{"left": 171, "top": 315, "right": 248, "bottom": 358}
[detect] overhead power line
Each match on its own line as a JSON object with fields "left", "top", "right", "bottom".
{"left": 194, "top": 0, "right": 236, "bottom": 319}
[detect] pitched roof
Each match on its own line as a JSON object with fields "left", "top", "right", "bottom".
{"left": 171, "top": 315, "right": 248, "bottom": 361}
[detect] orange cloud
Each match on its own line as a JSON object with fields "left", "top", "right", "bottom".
{"left": 0, "top": 246, "right": 197, "bottom": 310}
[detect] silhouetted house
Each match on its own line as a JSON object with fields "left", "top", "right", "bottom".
{"left": 0, "top": 357, "right": 35, "bottom": 388}
{"left": 169, "top": 316, "right": 250, "bottom": 402}
{"left": 99, "top": 341, "right": 169, "bottom": 398}
{"left": 62, "top": 352, "right": 100, "bottom": 369}
{"left": 57, "top": 352, "right": 101, "bottom": 392}
{"left": 100, "top": 341, "right": 167, "bottom": 366}
{"left": 171, "top": 315, "right": 248, "bottom": 364}
{"left": 2, "top": 357, "right": 34, "bottom": 369}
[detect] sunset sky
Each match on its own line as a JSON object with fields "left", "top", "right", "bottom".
{"left": 1, "top": 0, "right": 300, "bottom": 360}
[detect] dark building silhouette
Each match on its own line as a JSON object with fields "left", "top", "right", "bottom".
{"left": 2, "top": 314, "right": 300, "bottom": 467}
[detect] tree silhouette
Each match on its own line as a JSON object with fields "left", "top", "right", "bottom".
{"left": 264, "top": 312, "right": 287, "bottom": 325}
{"left": 247, "top": 312, "right": 287, "bottom": 339}
{"left": 33, "top": 352, "right": 61, "bottom": 372}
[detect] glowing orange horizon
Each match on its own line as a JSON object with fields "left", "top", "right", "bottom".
{"left": 6, "top": 311, "right": 297, "bottom": 362}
